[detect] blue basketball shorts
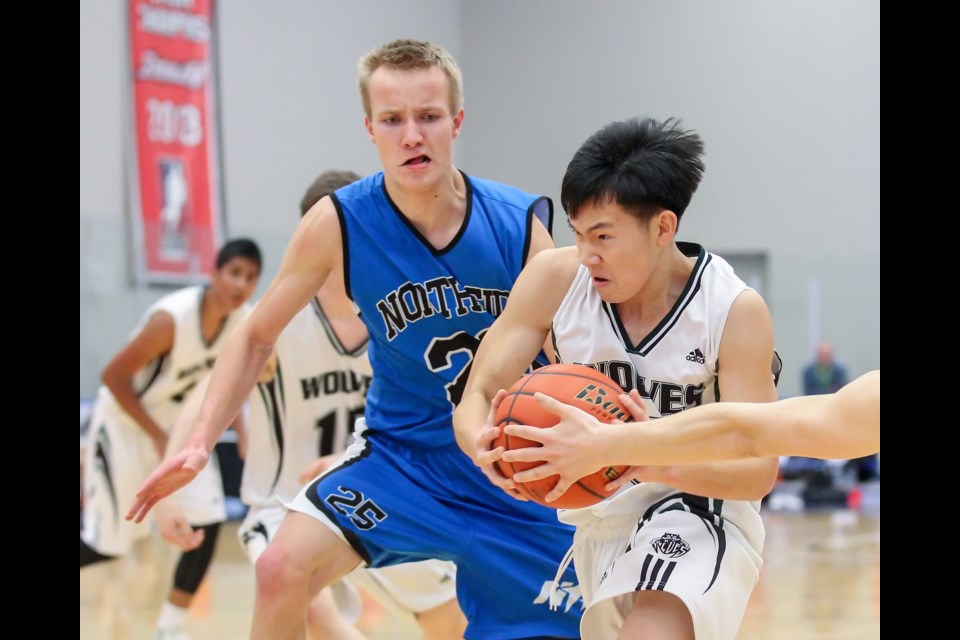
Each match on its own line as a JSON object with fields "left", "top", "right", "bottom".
{"left": 287, "top": 424, "right": 583, "bottom": 639}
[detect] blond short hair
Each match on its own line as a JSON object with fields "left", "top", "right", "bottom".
{"left": 358, "top": 39, "right": 463, "bottom": 118}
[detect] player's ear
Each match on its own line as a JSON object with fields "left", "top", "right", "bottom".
{"left": 655, "top": 209, "right": 677, "bottom": 245}
{"left": 364, "top": 115, "right": 375, "bottom": 143}
{"left": 451, "top": 108, "right": 465, "bottom": 140}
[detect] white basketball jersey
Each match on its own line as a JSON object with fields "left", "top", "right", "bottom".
{"left": 552, "top": 243, "right": 763, "bottom": 549}
{"left": 241, "top": 299, "right": 373, "bottom": 508}
{"left": 97, "top": 285, "right": 250, "bottom": 432}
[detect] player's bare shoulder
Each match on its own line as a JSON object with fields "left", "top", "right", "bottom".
{"left": 509, "top": 247, "right": 580, "bottom": 326}
{"left": 525, "top": 246, "right": 580, "bottom": 283}
{"left": 289, "top": 195, "right": 343, "bottom": 268}
{"left": 300, "top": 194, "right": 341, "bottom": 239}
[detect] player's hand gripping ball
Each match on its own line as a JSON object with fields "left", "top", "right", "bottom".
{"left": 492, "top": 363, "right": 630, "bottom": 508}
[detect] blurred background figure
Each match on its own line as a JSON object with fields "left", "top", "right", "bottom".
{"left": 779, "top": 340, "right": 877, "bottom": 509}
{"left": 802, "top": 341, "right": 848, "bottom": 395}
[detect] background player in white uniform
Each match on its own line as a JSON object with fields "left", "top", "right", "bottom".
{"left": 499, "top": 370, "right": 880, "bottom": 486}
{"left": 80, "top": 238, "right": 262, "bottom": 640}
{"left": 455, "top": 117, "right": 780, "bottom": 640}
{"left": 160, "top": 171, "right": 465, "bottom": 640}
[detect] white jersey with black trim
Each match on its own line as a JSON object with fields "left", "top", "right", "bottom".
{"left": 552, "top": 243, "right": 764, "bottom": 550}
{"left": 240, "top": 299, "right": 372, "bottom": 508}
{"left": 96, "top": 285, "right": 250, "bottom": 432}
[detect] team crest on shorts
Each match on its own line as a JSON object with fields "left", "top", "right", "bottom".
{"left": 651, "top": 532, "right": 690, "bottom": 558}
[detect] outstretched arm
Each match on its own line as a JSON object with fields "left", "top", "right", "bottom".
{"left": 616, "top": 370, "right": 880, "bottom": 465}
{"left": 127, "top": 198, "right": 342, "bottom": 523}
{"left": 505, "top": 371, "right": 879, "bottom": 495}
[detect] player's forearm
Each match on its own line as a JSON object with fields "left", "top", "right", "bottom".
{"left": 190, "top": 327, "right": 274, "bottom": 452}
{"left": 165, "top": 376, "right": 208, "bottom": 459}
{"left": 761, "top": 386, "right": 879, "bottom": 460}
{"left": 452, "top": 391, "right": 491, "bottom": 458}
{"left": 102, "top": 374, "right": 165, "bottom": 440}
{"left": 595, "top": 405, "right": 759, "bottom": 467}
{"left": 634, "top": 456, "right": 779, "bottom": 501}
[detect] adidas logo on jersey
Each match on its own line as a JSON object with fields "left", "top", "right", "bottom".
{"left": 686, "top": 348, "right": 705, "bottom": 364}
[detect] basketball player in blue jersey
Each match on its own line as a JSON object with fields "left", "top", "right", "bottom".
{"left": 81, "top": 238, "right": 262, "bottom": 640}
{"left": 454, "top": 117, "right": 781, "bottom": 640}
{"left": 498, "top": 369, "right": 879, "bottom": 487}
{"left": 157, "top": 169, "right": 467, "bottom": 640}
{"left": 128, "top": 39, "right": 582, "bottom": 640}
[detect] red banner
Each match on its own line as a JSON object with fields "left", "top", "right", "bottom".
{"left": 127, "top": 0, "right": 223, "bottom": 284}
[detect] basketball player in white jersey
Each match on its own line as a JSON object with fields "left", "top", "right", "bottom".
{"left": 159, "top": 171, "right": 465, "bottom": 640}
{"left": 80, "top": 238, "right": 262, "bottom": 640}
{"left": 455, "top": 117, "right": 780, "bottom": 640}
{"left": 499, "top": 370, "right": 880, "bottom": 491}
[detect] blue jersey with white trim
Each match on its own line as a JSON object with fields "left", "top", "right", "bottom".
{"left": 333, "top": 171, "right": 550, "bottom": 447}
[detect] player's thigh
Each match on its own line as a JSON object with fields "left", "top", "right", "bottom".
{"left": 241, "top": 503, "right": 365, "bottom": 622}
{"left": 260, "top": 510, "right": 363, "bottom": 588}
{"left": 620, "top": 590, "right": 693, "bottom": 639}
{"left": 287, "top": 435, "right": 468, "bottom": 564}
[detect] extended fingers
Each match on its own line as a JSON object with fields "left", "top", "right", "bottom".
{"left": 126, "top": 495, "right": 157, "bottom": 523}
{"left": 604, "top": 465, "right": 643, "bottom": 492}
{"left": 511, "top": 463, "right": 556, "bottom": 483}
{"left": 533, "top": 391, "right": 569, "bottom": 417}
{"left": 501, "top": 424, "right": 549, "bottom": 453}
{"left": 543, "top": 478, "right": 575, "bottom": 503}
{"left": 619, "top": 390, "right": 648, "bottom": 422}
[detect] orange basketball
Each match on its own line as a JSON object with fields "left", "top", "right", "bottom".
{"left": 492, "top": 363, "right": 631, "bottom": 509}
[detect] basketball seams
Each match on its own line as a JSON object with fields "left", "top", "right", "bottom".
{"left": 497, "top": 388, "right": 545, "bottom": 499}
{"left": 572, "top": 479, "right": 608, "bottom": 500}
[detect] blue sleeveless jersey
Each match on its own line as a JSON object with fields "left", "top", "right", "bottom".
{"left": 333, "top": 171, "right": 551, "bottom": 448}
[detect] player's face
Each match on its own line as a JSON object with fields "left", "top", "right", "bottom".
{"left": 570, "top": 202, "right": 663, "bottom": 304}
{"left": 209, "top": 257, "right": 260, "bottom": 310}
{"left": 364, "top": 66, "right": 464, "bottom": 192}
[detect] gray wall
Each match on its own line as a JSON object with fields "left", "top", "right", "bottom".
{"left": 80, "top": 0, "right": 879, "bottom": 398}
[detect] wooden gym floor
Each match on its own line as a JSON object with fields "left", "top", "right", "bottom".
{"left": 80, "top": 504, "right": 879, "bottom": 639}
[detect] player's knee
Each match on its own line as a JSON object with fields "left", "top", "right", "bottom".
{"left": 623, "top": 590, "right": 694, "bottom": 639}
{"left": 255, "top": 542, "right": 306, "bottom": 597}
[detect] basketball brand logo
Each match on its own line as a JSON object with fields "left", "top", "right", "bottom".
{"left": 574, "top": 384, "right": 630, "bottom": 422}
